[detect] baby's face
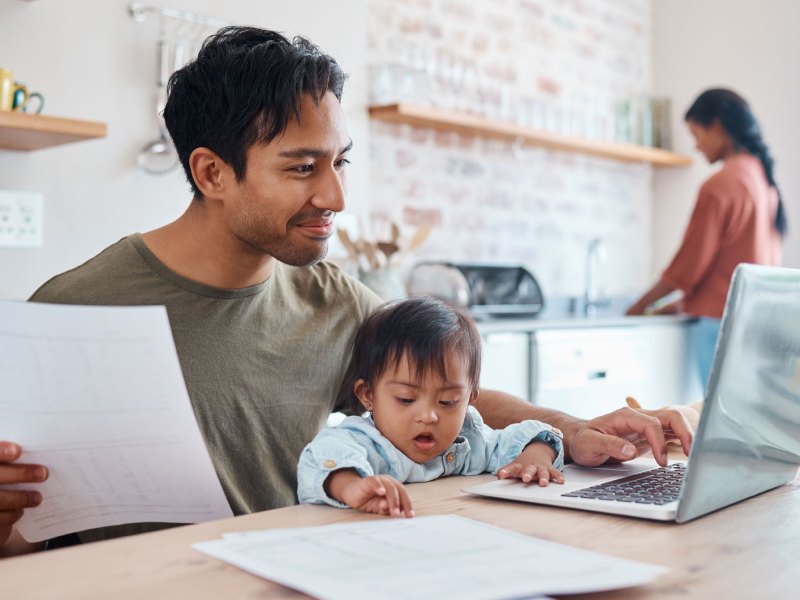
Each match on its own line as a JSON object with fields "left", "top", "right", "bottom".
{"left": 359, "top": 352, "right": 473, "bottom": 464}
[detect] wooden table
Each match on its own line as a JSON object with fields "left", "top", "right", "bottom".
{"left": 1, "top": 469, "right": 798, "bottom": 600}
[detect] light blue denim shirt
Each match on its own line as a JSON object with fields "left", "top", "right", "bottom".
{"left": 297, "top": 406, "right": 564, "bottom": 507}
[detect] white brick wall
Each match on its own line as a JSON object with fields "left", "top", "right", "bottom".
{"left": 367, "top": 0, "right": 654, "bottom": 298}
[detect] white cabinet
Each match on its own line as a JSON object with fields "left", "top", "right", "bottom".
{"left": 480, "top": 332, "right": 530, "bottom": 400}
{"left": 636, "top": 324, "right": 703, "bottom": 409}
{"left": 532, "top": 327, "right": 647, "bottom": 419}
{"left": 479, "top": 320, "right": 703, "bottom": 418}
{"left": 531, "top": 324, "right": 702, "bottom": 419}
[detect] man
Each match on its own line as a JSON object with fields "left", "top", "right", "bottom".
{"left": 0, "top": 27, "right": 692, "bottom": 556}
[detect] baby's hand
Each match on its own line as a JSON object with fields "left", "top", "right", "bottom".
{"left": 497, "top": 442, "right": 565, "bottom": 486}
{"left": 337, "top": 473, "right": 414, "bottom": 518}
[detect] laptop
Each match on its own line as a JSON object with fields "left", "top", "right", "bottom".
{"left": 464, "top": 264, "right": 800, "bottom": 522}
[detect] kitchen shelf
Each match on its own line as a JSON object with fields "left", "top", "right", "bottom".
{"left": 369, "top": 103, "right": 692, "bottom": 167}
{"left": 0, "top": 111, "right": 107, "bottom": 151}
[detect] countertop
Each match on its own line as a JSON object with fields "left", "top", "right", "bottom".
{"left": 476, "top": 314, "right": 692, "bottom": 334}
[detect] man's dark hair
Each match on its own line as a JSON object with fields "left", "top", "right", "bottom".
{"left": 335, "top": 297, "right": 483, "bottom": 415}
{"left": 163, "top": 26, "right": 347, "bottom": 197}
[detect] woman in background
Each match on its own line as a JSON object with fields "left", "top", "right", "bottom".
{"left": 627, "top": 88, "right": 787, "bottom": 391}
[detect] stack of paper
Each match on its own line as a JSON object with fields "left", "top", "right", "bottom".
{"left": 0, "top": 301, "right": 232, "bottom": 542}
{"left": 194, "top": 515, "right": 667, "bottom": 599}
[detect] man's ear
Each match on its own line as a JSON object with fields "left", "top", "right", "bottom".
{"left": 353, "top": 379, "right": 373, "bottom": 411}
{"left": 189, "top": 147, "right": 232, "bottom": 201}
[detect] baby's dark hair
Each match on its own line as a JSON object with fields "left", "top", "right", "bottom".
{"left": 336, "top": 296, "right": 482, "bottom": 414}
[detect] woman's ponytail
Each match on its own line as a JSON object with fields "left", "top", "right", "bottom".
{"left": 685, "top": 88, "right": 787, "bottom": 236}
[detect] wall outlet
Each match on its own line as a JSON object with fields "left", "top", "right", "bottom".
{"left": 0, "top": 190, "right": 44, "bottom": 248}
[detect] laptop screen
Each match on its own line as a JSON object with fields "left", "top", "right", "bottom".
{"left": 677, "top": 264, "right": 800, "bottom": 522}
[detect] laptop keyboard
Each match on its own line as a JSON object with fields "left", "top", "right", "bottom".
{"left": 561, "top": 463, "right": 686, "bottom": 505}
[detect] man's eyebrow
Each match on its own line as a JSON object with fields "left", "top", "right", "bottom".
{"left": 278, "top": 140, "right": 353, "bottom": 159}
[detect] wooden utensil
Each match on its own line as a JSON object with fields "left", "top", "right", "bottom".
{"left": 377, "top": 241, "right": 400, "bottom": 262}
{"left": 405, "top": 225, "right": 431, "bottom": 253}
{"left": 336, "top": 228, "right": 360, "bottom": 261}
{"left": 357, "top": 240, "right": 382, "bottom": 270}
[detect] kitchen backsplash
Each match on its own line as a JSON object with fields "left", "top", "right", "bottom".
{"left": 367, "top": 0, "right": 654, "bottom": 298}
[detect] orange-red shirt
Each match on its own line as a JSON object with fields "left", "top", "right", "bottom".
{"left": 662, "top": 154, "right": 782, "bottom": 319}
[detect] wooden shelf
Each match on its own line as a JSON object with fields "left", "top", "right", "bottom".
{"left": 0, "top": 111, "right": 107, "bottom": 151}
{"left": 369, "top": 103, "right": 692, "bottom": 167}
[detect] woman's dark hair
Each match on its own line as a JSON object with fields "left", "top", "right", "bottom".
{"left": 685, "top": 88, "right": 787, "bottom": 236}
{"left": 335, "top": 297, "right": 482, "bottom": 415}
{"left": 163, "top": 26, "right": 347, "bottom": 197}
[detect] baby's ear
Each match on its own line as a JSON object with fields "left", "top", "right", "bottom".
{"left": 353, "top": 379, "right": 373, "bottom": 411}
{"left": 468, "top": 389, "right": 479, "bottom": 404}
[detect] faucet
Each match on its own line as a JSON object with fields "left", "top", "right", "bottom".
{"left": 584, "top": 237, "right": 608, "bottom": 317}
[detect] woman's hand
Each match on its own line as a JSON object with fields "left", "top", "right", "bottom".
{"left": 326, "top": 470, "right": 414, "bottom": 518}
{"left": 652, "top": 298, "right": 684, "bottom": 315}
{"left": 497, "top": 442, "right": 564, "bottom": 486}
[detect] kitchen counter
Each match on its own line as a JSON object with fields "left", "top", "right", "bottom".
{"left": 476, "top": 314, "right": 692, "bottom": 334}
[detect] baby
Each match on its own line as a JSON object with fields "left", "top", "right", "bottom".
{"left": 297, "top": 296, "right": 564, "bottom": 517}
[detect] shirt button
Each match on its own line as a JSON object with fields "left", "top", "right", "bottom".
{"left": 323, "top": 459, "right": 337, "bottom": 469}
{"left": 446, "top": 452, "right": 455, "bottom": 463}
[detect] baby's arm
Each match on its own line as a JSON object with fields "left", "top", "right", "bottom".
{"left": 461, "top": 407, "right": 565, "bottom": 484}
{"left": 326, "top": 469, "right": 414, "bottom": 518}
{"left": 297, "top": 420, "right": 414, "bottom": 516}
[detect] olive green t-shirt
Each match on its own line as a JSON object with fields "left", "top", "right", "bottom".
{"left": 29, "top": 234, "right": 382, "bottom": 542}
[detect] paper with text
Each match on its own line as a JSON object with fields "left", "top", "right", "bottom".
{"left": 194, "top": 515, "right": 667, "bottom": 599}
{"left": 0, "top": 301, "right": 233, "bottom": 542}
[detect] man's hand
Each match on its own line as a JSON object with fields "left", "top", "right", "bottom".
{"left": 497, "top": 442, "right": 564, "bottom": 486}
{"left": 568, "top": 407, "right": 693, "bottom": 467}
{"left": 0, "top": 442, "right": 48, "bottom": 550}
{"left": 326, "top": 469, "right": 414, "bottom": 518}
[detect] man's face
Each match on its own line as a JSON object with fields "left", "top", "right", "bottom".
{"left": 356, "top": 351, "right": 475, "bottom": 464}
{"left": 224, "top": 91, "right": 352, "bottom": 267}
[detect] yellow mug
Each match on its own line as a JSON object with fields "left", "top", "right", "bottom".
{"left": 0, "top": 68, "right": 44, "bottom": 113}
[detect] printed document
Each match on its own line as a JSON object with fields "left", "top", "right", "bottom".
{"left": 0, "top": 301, "right": 233, "bottom": 542}
{"left": 194, "top": 515, "right": 668, "bottom": 599}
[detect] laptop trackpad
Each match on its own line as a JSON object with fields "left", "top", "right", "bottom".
{"left": 464, "top": 457, "right": 666, "bottom": 501}
{"left": 563, "top": 459, "right": 659, "bottom": 485}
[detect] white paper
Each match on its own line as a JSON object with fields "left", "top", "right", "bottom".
{"left": 194, "top": 515, "right": 667, "bottom": 599}
{"left": 0, "top": 301, "right": 233, "bottom": 542}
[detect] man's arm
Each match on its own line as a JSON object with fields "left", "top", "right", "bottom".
{"left": 475, "top": 389, "right": 694, "bottom": 467}
{"left": 473, "top": 389, "right": 584, "bottom": 462}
